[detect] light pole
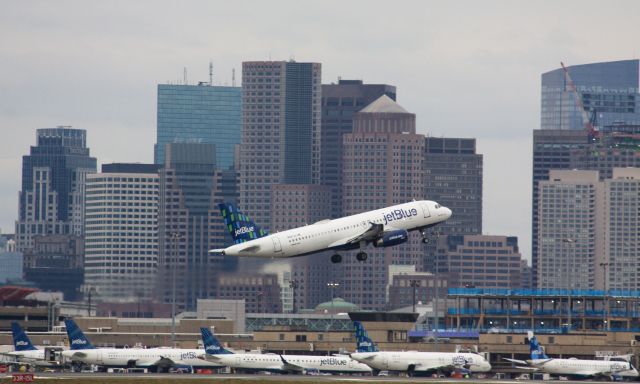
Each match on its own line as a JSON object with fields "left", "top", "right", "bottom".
{"left": 409, "top": 280, "right": 420, "bottom": 314}
{"left": 562, "top": 238, "right": 575, "bottom": 330}
{"left": 327, "top": 282, "right": 339, "bottom": 355}
{"left": 289, "top": 279, "right": 299, "bottom": 314}
{"left": 170, "top": 232, "right": 181, "bottom": 347}
{"left": 600, "top": 262, "right": 609, "bottom": 331}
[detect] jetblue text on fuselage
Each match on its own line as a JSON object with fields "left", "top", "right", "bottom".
{"left": 320, "top": 358, "right": 347, "bottom": 366}
{"left": 234, "top": 226, "right": 254, "bottom": 236}
{"left": 382, "top": 208, "right": 418, "bottom": 225}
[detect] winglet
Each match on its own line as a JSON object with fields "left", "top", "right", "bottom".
{"left": 11, "top": 322, "right": 37, "bottom": 352}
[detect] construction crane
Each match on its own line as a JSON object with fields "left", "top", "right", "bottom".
{"left": 560, "top": 61, "right": 600, "bottom": 142}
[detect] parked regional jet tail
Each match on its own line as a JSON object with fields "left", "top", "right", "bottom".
{"left": 11, "top": 322, "right": 37, "bottom": 352}
{"left": 64, "top": 319, "right": 95, "bottom": 350}
{"left": 354, "top": 321, "right": 378, "bottom": 353}
{"left": 200, "top": 328, "right": 233, "bottom": 355}
{"left": 218, "top": 203, "right": 268, "bottom": 244}
{"left": 528, "top": 331, "right": 549, "bottom": 360}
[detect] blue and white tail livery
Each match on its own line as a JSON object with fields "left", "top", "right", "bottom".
{"left": 218, "top": 203, "right": 268, "bottom": 244}
{"left": 354, "top": 321, "right": 378, "bottom": 353}
{"left": 64, "top": 319, "right": 95, "bottom": 350}
{"left": 11, "top": 322, "right": 37, "bottom": 352}
{"left": 528, "top": 331, "right": 549, "bottom": 360}
{"left": 200, "top": 327, "right": 233, "bottom": 355}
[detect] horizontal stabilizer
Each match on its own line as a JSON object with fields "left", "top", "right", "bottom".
{"left": 503, "top": 358, "right": 528, "bottom": 365}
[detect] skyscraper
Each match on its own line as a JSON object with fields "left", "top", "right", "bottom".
{"left": 320, "top": 79, "right": 396, "bottom": 217}
{"left": 239, "top": 61, "right": 322, "bottom": 230}
{"left": 424, "top": 137, "right": 482, "bottom": 236}
{"left": 541, "top": 60, "right": 640, "bottom": 131}
{"left": 155, "top": 84, "right": 241, "bottom": 169}
{"left": 84, "top": 163, "right": 161, "bottom": 302}
{"left": 157, "top": 143, "right": 238, "bottom": 311}
{"left": 339, "top": 95, "right": 425, "bottom": 310}
{"left": 16, "top": 127, "right": 97, "bottom": 252}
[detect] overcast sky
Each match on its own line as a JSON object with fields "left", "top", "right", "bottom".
{"left": 1, "top": 0, "right": 639, "bottom": 262}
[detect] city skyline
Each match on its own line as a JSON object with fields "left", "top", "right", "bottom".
{"left": 2, "top": 1, "right": 640, "bottom": 263}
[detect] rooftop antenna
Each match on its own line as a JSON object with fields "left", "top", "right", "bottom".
{"left": 209, "top": 61, "right": 213, "bottom": 86}
{"left": 183, "top": 67, "right": 188, "bottom": 85}
{"left": 232, "top": 68, "right": 236, "bottom": 87}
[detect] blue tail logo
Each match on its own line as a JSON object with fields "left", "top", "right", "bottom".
{"left": 200, "top": 328, "right": 233, "bottom": 355}
{"left": 529, "top": 334, "right": 548, "bottom": 360}
{"left": 64, "top": 319, "right": 95, "bottom": 350}
{"left": 11, "top": 322, "right": 37, "bottom": 352}
{"left": 354, "top": 321, "right": 378, "bottom": 353}
{"left": 218, "top": 203, "right": 268, "bottom": 244}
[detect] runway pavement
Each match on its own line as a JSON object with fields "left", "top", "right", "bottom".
{"left": 0, "top": 372, "right": 622, "bottom": 383}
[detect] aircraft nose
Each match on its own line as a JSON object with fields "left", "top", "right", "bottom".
{"left": 442, "top": 207, "right": 452, "bottom": 219}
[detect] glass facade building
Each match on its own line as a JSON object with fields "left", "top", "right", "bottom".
{"left": 155, "top": 84, "right": 241, "bottom": 169}
{"left": 541, "top": 60, "right": 640, "bottom": 131}
{"left": 16, "top": 127, "right": 96, "bottom": 251}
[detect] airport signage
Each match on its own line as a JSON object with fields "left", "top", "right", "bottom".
{"left": 12, "top": 374, "right": 34, "bottom": 383}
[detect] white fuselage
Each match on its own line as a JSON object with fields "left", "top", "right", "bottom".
{"left": 208, "top": 353, "right": 372, "bottom": 374}
{"left": 61, "top": 348, "right": 223, "bottom": 368}
{"left": 530, "top": 358, "right": 639, "bottom": 377}
{"left": 351, "top": 351, "right": 491, "bottom": 373}
{"left": 221, "top": 200, "right": 451, "bottom": 258}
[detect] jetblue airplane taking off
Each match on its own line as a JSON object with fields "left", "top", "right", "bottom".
{"left": 505, "top": 332, "right": 639, "bottom": 379}
{"left": 211, "top": 200, "right": 451, "bottom": 263}
{"left": 198, "top": 328, "right": 371, "bottom": 374}
{"left": 350, "top": 321, "right": 491, "bottom": 376}
{"left": 0, "top": 322, "right": 57, "bottom": 367}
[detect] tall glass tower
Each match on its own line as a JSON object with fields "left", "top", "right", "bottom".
{"left": 155, "top": 84, "right": 241, "bottom": 169}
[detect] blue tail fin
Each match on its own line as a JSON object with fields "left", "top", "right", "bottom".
{"left": 218, "top": 202, "right": 268, "bottom": 244}
{"left": 353, "top": 321, "right": 378, "bottom": 353}
{"left": 528, "top": 332, "right": 548, "bottom": 359}
{"left": 11, "top": 322, "right": 37, "bottom": 351}
{"left": 64, "top": 319, "right": 95, "bottom": 350}
{"left": 200, "top": 328, "right": 233, "bottom": 355}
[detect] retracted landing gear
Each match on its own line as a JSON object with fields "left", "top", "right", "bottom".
{"left": 356, "top": 251, "right": 368, "bottom": 261}
{"left": 331, "top": 254, "right": 342, "bottom": 263}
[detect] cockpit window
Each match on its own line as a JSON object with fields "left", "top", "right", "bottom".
{"left": 435, "top": 204, "right": 441, "bottom": 209}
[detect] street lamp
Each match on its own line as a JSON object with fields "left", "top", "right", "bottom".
{"left": 600, "top": 262, "right": 609, "bottom": 331}
{"left": 562, "top": 238, "right": 575, "bottom": 330}
{"left": 289, "top": 279, "right": 300, "bottom": 314}
{"left": 170, "top": 232, "right": 182, "bottom": 347}
{"left": 327, "top": 282, "right": 340, "bottom": 355}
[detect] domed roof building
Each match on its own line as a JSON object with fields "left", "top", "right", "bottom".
{"left": 314, "top": 297, "right": 359, "bottom": 314}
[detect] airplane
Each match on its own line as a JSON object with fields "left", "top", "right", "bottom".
{"left": 350, "top": 321, "right": 491, "bottom": 377}
{"left": 0, "top": 322, "right": 58, "bottom": 367}
{"left": 60, "top": 319, "right": 224, "bottom": 372}
{"left": 210, "top": 200, "right": 451, "bottom": 263}
{"left": 504, "top": 331, "right": 639, "bottom": 380}
{"left": 198, "top": 327, "right": 372, "bottom": 375}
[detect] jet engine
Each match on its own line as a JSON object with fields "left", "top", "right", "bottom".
{"left": 374, "top": 229, "right": 409, "bottom": 247}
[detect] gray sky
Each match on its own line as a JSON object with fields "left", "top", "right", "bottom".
{"left": 1, "top": 0, "right": 639, "bottom": 262}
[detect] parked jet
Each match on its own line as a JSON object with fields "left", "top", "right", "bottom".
{"left": 60, "top": 319, "right": 223, "bottom": 371}
{"left": 350, "top": 321, "right": 491, "bottom": 376}
{"left": 0, "top": 322, "right": 57, "bottom": 367}
{"left": 504, "top": 331, "right": 639, "bottom": 379}
{"left": 198, "top": 327, "right": 371, "bottom": 374}
{"left": 211, "top": 200, "right": 451, "bottom": 263}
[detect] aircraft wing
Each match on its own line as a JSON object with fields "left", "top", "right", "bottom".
{"left": 278, "top": 355, "right": 305, "bottom": 373}
{"left": 328, "top": 223, "right": 384, "bottom": 249}
{"left": 503, "top": 358, "right": 529, "bottom": 365}
{"left": 139, "top": 356, "right": 174, "bottom": 368}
